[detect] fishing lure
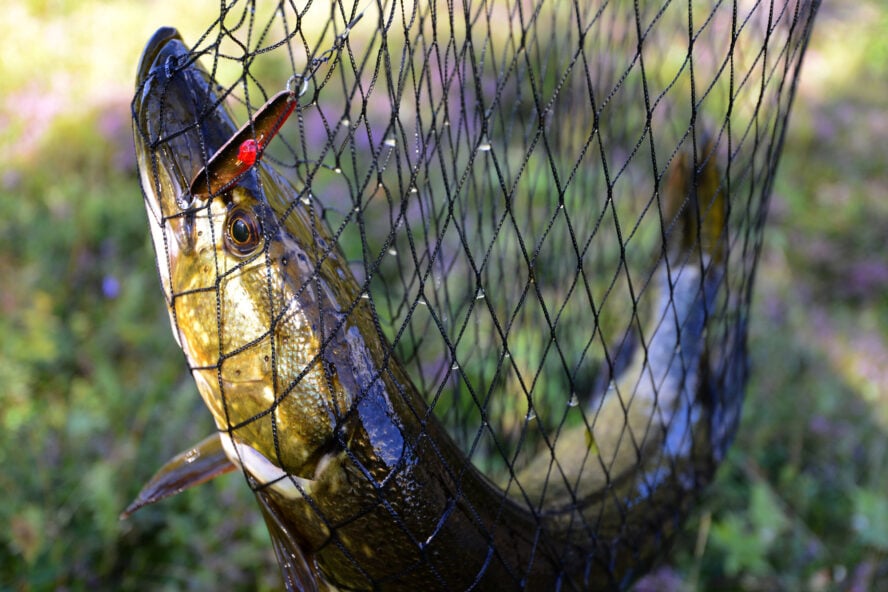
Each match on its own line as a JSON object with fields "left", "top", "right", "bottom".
{"left": 189, "top": 89, "right": 298, "bottom": 200}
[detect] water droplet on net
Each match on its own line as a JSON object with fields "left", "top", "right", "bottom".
{"left": 477, "top": 142, "right": 492, "bottom": 152}
{"left": 383, "top": 137, "right": 396, "bottom": 147}
{"left": 568, "top": 393, "right": 580, "bottom": 407}
{"left": 340, "top": 118, "right": 350, "bottom": 127}
{"left": 334, "top": 167, "right": 342, "bottom": 174}
{"left": 475, "top": 288, "right": 486, "bottom": 300}
{"left": 360, "top": 291, "right": 370, "bottom": 300}
{"left": 526, "top": 409, "right": 537, "bottom": 421}
{"left": 417, "top": 297, "right": 427, "bottom": 306}
{"left": 450, "top": 362, "right": 459, "bottom": 371}
{"left": 387, "top": 248, "right": 397, "bottom": 256}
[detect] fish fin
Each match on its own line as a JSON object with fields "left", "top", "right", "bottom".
{"left": 254, "top": 491, "right": 334, "bottom": 592}
{"left": 694, "top": 136, "right": 726, "bottom": 264}
{"left": 663, "top": 134, "right": 726, "bottom": 264}
{"left": 121, "top": 433, "right": 236, "bottom": 518}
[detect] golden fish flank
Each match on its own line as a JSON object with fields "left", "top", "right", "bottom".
{"left": 149, "top": 176, "right": 346, "bottom": 485}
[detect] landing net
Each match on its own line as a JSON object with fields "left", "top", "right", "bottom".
{"left": 137, "top": 0, "right": 820, "bottom": 589}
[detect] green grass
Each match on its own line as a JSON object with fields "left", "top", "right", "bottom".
{"left": 1, "top": 1, "right": 885, "bottom": 590}
{"left": 0, "top": 3, "right": 280, "bottom": 589}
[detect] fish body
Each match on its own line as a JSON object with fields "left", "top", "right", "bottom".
{"left": 132, "top": 28, "right": 738, "bottom": 591}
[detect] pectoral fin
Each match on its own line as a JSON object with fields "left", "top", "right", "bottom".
{"left": 121, "top": 433, "right": 236, "bottom": 518}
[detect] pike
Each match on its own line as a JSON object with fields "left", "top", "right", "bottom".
{"left": 128, "top": 27, "right": 737, "bottom": 591}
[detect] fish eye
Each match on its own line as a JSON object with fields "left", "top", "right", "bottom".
{"left": 224, "top": 207, "right": 262, "bottom": 256}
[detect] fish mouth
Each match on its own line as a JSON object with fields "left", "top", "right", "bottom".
{"left": 133, "top": 26, "right": 245, "bottom": 331}
{"left": 136, "top": 27, "right": 182, "bottom": 90}
{"left": 133, "top": 27, "right": 238, "bottom": 221}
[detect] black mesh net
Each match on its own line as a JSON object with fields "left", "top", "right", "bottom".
{"left": 133, "top": 0, "right": 820, "bottom": 589}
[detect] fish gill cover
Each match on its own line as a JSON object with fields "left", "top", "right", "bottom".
{"left": 131, "top": 0, "right": 820, "bottom": 590}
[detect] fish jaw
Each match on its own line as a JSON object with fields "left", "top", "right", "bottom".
{"left": 134, "top": 28, "right": 221, "bottom": 347}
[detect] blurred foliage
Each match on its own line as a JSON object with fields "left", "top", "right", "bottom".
{"left": 0, "top": 2, "right": 280, "bottom": 590}
{"left": 0, "top": 1, "right": 885, "bottom": 591}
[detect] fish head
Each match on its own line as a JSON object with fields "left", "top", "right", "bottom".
{"left": 133, "top": 28, "right": 354, "bottom": 484}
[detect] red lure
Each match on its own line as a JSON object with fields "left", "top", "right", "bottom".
{"left": 236, "top": 139, "right": 259, "bottom": 167}
{"left": 190, "top": 90, "right": 297, "bottom": 200}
